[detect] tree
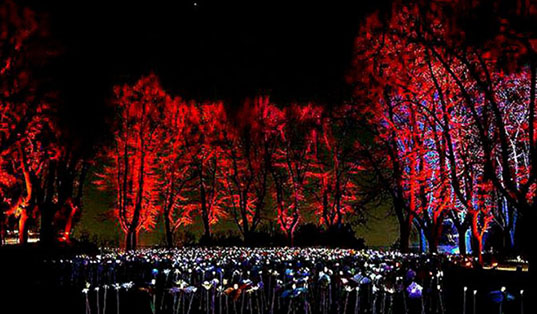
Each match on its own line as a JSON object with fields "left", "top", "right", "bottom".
{"left": 352, "top": 0, "right": 537, "bottom": 261}
{"left": 158, "top": 98, "right": 197, "bottom": 247}
{"left": 269, "top": 103, "right": 318, "bottom": 244}
{"left": 0, "top": 0, "right": 40, "bottom": 155}
{"left": 96, "top": 74, "right": 170, "bottom": 250}
{"left": 185, "top": 102, "right": 228, "bottom": 241}
{"left": 220, "top": 96, "right": 273, "bottom": 240}
{"left": 0, "top": 0, "right": 56, "bottom": 244}
{"left": 306, "top": 104, "right": 362, "bottom": 229}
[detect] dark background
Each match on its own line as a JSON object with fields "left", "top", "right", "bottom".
{"left": 30, "top": 0, "right": 389, "bottom": 108}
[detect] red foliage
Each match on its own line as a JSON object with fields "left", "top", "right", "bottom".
{"left": 268, "top": 103, "right": 319, "bottom": 242}
{"left": 352, "top": 0, "right": 537, "bottom": 258}
{"left": 0, "top": 0, "right": 66, "bottom": 244}
{"left": 158, "top": 98, "right": 197, "bottom": 245}
{"left": 220, "top": 96, "right": 274, "bottom": 237}
{"left": 306, "top": 104, "right": 361, "bottom": 228}
{"left": 185, "top": 101, "right": 228, "bottom": 239}
{"left": 96, "top": 74, "right": 171, "bottom": 249}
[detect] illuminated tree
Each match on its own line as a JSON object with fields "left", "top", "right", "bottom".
{"left": 158, "top": 99, "right": 197, "bottom": 247}
{"left": 306, "top": 104, "right": 362, "bottom": 229}
{"left": 42, "top": 138, "right": 93, "bottom": 245}
{"left": 0, "top": 0, "right": 38, "bottom": 243}
{"left": 220, "top": 96, "right": 274, "bottom": 239}
{"left": 2, "top": 143, "right": 40, "bottom": 244}
{"left": 269, "top": 103, "right": 318, "bottom": 244}
{"left": 96, "top": 74, "right": 170, "bottom": 250}
{"left": 1, "top": 0, "right": 61, "bottom": 244}
{"left": 0, "top": 0, "right": 40, "bottom": 155}
{"left": 350, "top": 24, "right": 446, "bottom": 252}
{"left": 185, "top": 102, "right": 228, "bottom": 241}
{"left": 353, "top": 0, "right": 537, "bottom": 260}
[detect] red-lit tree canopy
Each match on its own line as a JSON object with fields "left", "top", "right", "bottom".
{"left": 220, "top": 96, "right": 274, "bottom": 239}
{"left": 185, "top": 102, "right": 228, "bottom": 241}
{"left": 158, "top": 99, "right": 197, "bottom": 247}
{"left": 269, "top": 104, "right": 319, "bottom": 243}
{"left": 1, "top": 0, "right": 88, "bottom": 246}
{"left": 96, "top": 74, "right": 171, "bottom": 249}
{"left": 351, "top": 0, "right": 537, "bottom": 261}
{"left": 306, "top": 105, "right": 362, "bottom": 229}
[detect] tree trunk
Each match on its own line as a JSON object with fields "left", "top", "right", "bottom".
{"left": 125, "top": 229, "right": 138, "bottom": 250}
{"left": 164, "top": 212, "right": 173, "bottom": 247}
{"left": 399, "top": 222, "right": 411, "bottom": 253}
{"left": 17, "top": 147, "right": 33, "bottom": 245}
{"left": 288, "top": 230, "right": 294, "bottom": 247}
{"left": 203, "top": 219, "right": 211, "bottom": 240}
{"left": 477, "top": 239, "right": 484, "bottom": 265}
{"left": 40, "top": 165, "right": 56, "bottom": 246}
{"left": 427, "top": 232, "right": 438, "bottom": 253}
{"left": 199, "top": 168, "right": 211, "bottom": 242}
{"left": 61, "top": 161, "right": 88, "bottom": 243}
{"left": 470, "top": 235, "right": 483, "bottom": 265}
{"left": 127, "top": 140, "right": 145, "bottom": 251}
{"left": 18, "top": 209, "right": 29, "bottom": 244}
{"left": 200, "top": 200, "right": 211, "bottom": 241}
{"left": 241, "top": 194, "right": 250, "bottom": 239}
{"left": 62, "top": 200, "right": 77, "bottom": 243}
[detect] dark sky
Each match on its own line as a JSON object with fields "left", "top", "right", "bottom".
{"left": 32, "top": 0, "right": 386, "bottom": 109}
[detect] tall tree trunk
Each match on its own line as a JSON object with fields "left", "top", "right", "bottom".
{"left": 399, "top": 221, "right": 411, "bottom": 253}
{"left": 200, "top": 196, "right": 211, "bottom": 240}
{"left": 477, "top": 238, "right": 484, "bottom": 265}
{"left": 62, "top": 199, "right": 77, "bottom": 243}
{"left": 164, "top": 211, "right": 173, "bottom": 247}
{"left": 470, "top": 234, "right": 483, "bottom": 265}
{"left": 61, "top": 162, "right": 88, "bottom": 242}
{"left": 427, "top": 231, "right": 438, "bottom": 253}
{"left": 128, "top": 197, "right": 142, "bottom": 250}
{"left": 127, "top": 126, "right": 146, "bottom": 251}
{"left": 199, "top": 165, "right": 212, "bottom": 241}
{"left": 125, "top": 230, "right": 138, "bottom": 251}
{"left": 241, "top": 193, "right": 250, "bottom": 240}
{"left": 18, "top": 209, "right": 29, "bottom": 244}
{"left": 40, "top": 162, "right": 56, "bottom": 246}
{"left": 288, "top": 228, "right": 295, "bottom": 247}
{"left": 15, "top": 146, "right": 33, "bottom": 245}
{"left": 202, "top": 215, "right": 211, "bottom": 240}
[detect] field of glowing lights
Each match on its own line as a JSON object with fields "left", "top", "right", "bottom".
{"left": 35, "top": 247, "right": 526, "bottom": 314}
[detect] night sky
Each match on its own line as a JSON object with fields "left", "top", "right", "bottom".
{"left": 32, "top": 0, "right": 388, "bottom": 107}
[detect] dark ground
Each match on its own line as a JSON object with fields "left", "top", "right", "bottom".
{"left": 0, "top": 245, "right": 532, "bottom": 314}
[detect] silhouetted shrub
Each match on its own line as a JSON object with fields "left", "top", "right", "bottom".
{"left": 294, "top": 223, "right": 365, "bottom": 248}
